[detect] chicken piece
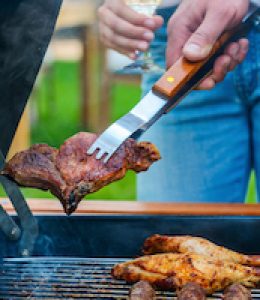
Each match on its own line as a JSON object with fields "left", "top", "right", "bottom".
{"left": 129, "top": 281, "right": 156, "bottom": 300}
{"left": 177, "top": 283, "right": 206, "bottom": 300}
{"left": 223, "top": 283, "right": 252, "bottom": 300}
{"left": 112, "top": 253, "right": 260, "bottom": 294}
{"left": 143, "top": 235, "right": 260, "bottom": 267}
{"left": 3, "top": 132, "right": 160, "bottom": 214}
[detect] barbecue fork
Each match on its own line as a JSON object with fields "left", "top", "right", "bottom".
{"left": 88, "top": 5, "right": 260, "bottom": 163}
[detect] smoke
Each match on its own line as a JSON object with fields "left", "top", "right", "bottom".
{"left": 35, "top": 234, "right": 55, "bottom": 257}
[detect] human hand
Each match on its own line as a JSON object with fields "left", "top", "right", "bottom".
{"left": 98, "top": 0, "right": 164, "bottom": 59}
{"left": 167, "top": 0, "right": 250, "bottom": 89}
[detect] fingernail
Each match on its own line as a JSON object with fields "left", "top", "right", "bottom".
{"left": 138, "top": 41, "right": 148, "bottom": 51}
{"left": 185, "top": 43, "right": 212, "bottom": 57}
{"left": 143, "top": 31, "right": 154, "bottom": 40}
{"left": 144, "top": 18, "right": 155, "bottom": 28}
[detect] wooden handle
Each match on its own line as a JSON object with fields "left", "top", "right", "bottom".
{"left": 152, "top": 31, "right": 233, "bottom": 99}
{"left": 2, "top": 199, "right": 260, "bottom": 216}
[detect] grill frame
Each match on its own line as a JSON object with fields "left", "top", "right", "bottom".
{"left": 1, "top": 203, "right": 260, "bottom": 298}
{"left": 2, "top": 214, "right": 260, "bottom": 258}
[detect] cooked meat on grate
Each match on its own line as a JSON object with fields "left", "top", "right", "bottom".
{"left": 112, "top": 253, "right": 260, "bottom": 294}
{"left": 2, "top": 132, "right": 160, "bottom": 215}
{"left": 142, "top": 235, "right": 260, "bottom": 267}
{"left": 129, "top": 281, "right": 156, "bottom": 300}
{"left": 177, "top": 283, "right": 206, "bottom": 300}
{"left": 223, "top": 283, "right": 252, "bottom": 300}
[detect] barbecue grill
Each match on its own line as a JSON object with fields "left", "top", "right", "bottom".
{"left": 1, "top": 1, "right": 260, "bottom": 299}
{"left": 1, "top": 200, "right": 260, "bottom": 299}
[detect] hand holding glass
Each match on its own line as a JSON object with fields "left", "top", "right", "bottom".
{"left": 124, "top": 0, "right": 163, "bottom": 73}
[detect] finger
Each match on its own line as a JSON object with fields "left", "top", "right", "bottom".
{"left": 183, "top": 8, "right": 232, "bottom": 61}
{"left": 224, "top": 42, "right": 240, "bottom": 70}
{"left": 103, "top": 36, "right": 136, "bottom": 58}
{"left": 211, "top": 55, "right": 231, "bottom": 83}
{"left": 236, "top": 38, "right": 249, "bottom": 63}
{"left": 99, "top": 6, "right": 155, "bottom": 41}
{"left": 107, "top": 0, "right": 163, "bottom": 30}
{"left": 224, "top": 39, "right": 248, "bottom": 70}
{"left": 197, "top": 77, "right": 216, "bottom": 90}
{"left": 100, "top": 24, "right": 149, "bottom": 52}
{"left": 166, "top": 16, "right": 192, "bottom": 67}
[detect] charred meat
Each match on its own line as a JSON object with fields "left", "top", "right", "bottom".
{"left": 3, "top": 132, "right": 160, "bottom": 214}
{"left": 129, "top": 281, "right": 156, "bottom": 300}
{"left": 223, "top": 283, "right": 252, "bottom": 300}
{"left": 112, "top": 253, "right": 260, "bottom": 294}
{"left": 177, "top": 283, "right": 206, "bottom": 300}
{"left": 143, "top": 235, "right": 260, "bottom": 267}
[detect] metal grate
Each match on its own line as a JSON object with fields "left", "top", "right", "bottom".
{"left": 1, "top": 257, "right": 260, "bottom": 299}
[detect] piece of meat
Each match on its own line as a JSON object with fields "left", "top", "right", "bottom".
{"left": 111, "top": 253, "right": 260, "bottom": 294}
{"left": 2, "top": 132, "right": 160, "bottom": 214}
{"left": 142, "top": 235, "right": 260, "bottom": 267}
{"left": 129, "top": 281, "right": 156, "bottom": 300}
{"left": 223, "top": 283, "right": 252, "bottom": 300}
{"left": 177, "top": 283, "right": 206, "bottom": 300}
{"left": 2, "top": 144, "right": 65, "bottom": 200}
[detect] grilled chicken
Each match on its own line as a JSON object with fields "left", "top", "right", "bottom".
{"left": 129, "top": 281, "right": 156, "bottom": 300}
{"left": 223, "top": 283, "right": 252, "bottom": 300}
{"left": 2, "top": 132, "right": 160, "bottom": 214}
{"left": 177, "top": 283, "right": 206, "bottom": 300}
{"left": 143, "top": 235, "right": 260, "bottom": 267}
{"left": 112, "top": 253, "right": 260, "bottom": 294}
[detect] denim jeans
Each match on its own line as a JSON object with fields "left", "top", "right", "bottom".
{"left": 137, "top": 6, "right": 260, "bottom": 203}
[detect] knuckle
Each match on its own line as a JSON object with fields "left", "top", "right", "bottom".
{"left": 109, "top": 18, "right": 118, "bottom": 29}
{"left": 113, "top": 35, "right": 123, "bottom": 46}
{"left": 218, "top": 4, "right": 237, "bottom": 20}
{"left": 193, "top": 30, "right": 210, "bottom": 42}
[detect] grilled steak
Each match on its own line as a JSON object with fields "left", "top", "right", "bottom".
{"left": 223, "top": 283, "right": 252, "bottom": 300}
{"left": 129, "top": 281, "right": 156, "bottom": 300}
{"left": 3, "top": 132, "right": 160, "bottom": 214}
{"left": 143, "top": 235, "right": 260, "bottom": 267}
{"left": 177, "top": 283, "right": 206, "bottom": 300}
{"left": 112, "top": 253, "right": 260, "bottom": 294}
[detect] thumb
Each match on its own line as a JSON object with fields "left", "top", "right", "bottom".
{"left": 183, "top": 10, "right": 229, "bottom": 61}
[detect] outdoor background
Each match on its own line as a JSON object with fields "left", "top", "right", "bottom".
{"left": 1, "top": 0, "right": 256, "bottom": 203}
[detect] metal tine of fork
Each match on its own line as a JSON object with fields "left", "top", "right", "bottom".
{"left": 87, "top": 91, "right": 168, "bottom": 163}
{"left": 96, "top": 149, "right": 107, "bottom": 160}
{"left": 87, "top": 144, "right": 97, "bottom": 155}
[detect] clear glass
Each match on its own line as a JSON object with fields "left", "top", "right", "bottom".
{"left": 123, "top": 0, "right": 163, "bottom": 73}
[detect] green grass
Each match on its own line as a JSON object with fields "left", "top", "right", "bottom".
{"left": 0, "top": 61, "right": 257, "bottom": 203}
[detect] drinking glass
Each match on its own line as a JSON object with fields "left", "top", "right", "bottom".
{"left": 123, "top": 0, "right": 163, "bottom": 73}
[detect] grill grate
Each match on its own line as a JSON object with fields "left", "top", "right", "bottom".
{"left": 1, "top": 257, "right": 260, "bottom": 299}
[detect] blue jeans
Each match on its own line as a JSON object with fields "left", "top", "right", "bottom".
{"left": 137, "top": 7, "right": 260, "bottom": 203}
